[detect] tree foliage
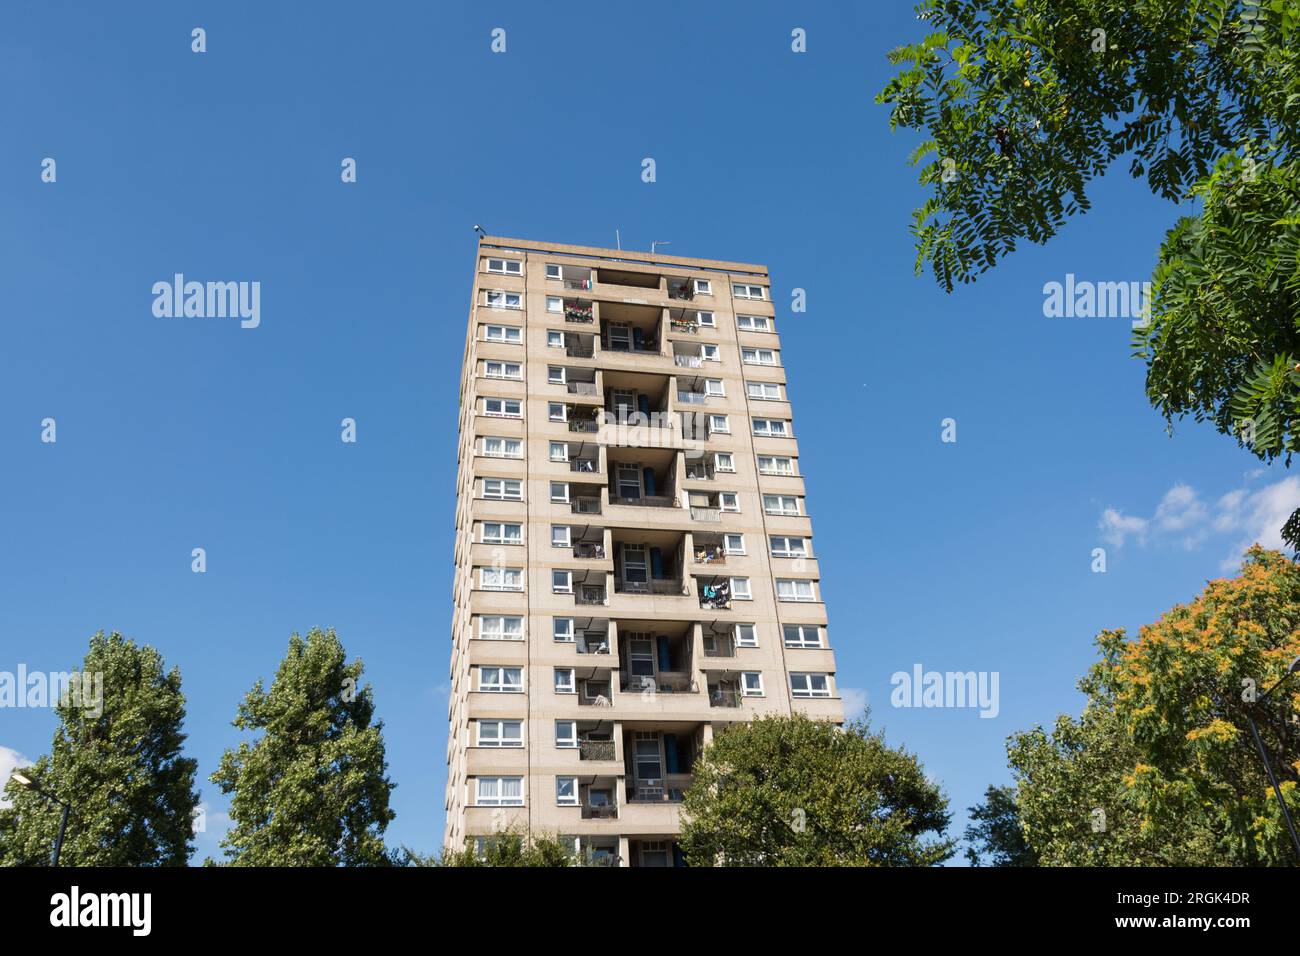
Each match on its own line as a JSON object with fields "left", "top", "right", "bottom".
{"left": 963, "top": 784, "right": 1039, "bottom": 866}
{"left": 424, "top": 829, "right": 583, "bottom": 867}
{"left": 680, "top": 713, "right": 955, "bottom": 866}
{"left": 1008, "top": 547, "right": 1300, "bottom": 864}
{"left": 0, "top": 631, "right": 200, "bottom": 866}
{"left": 209, "top": 627, "right": 396, "bottom": 866}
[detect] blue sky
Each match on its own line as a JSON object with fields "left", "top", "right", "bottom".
{"left": 3, "top": 0, "right": 1295, "bottom": 861}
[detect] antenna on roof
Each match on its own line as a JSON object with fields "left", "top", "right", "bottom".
{"left": 615, "top": 228, "right": 621, "bottom": 250}
{"left": 650, "top": 241, "right": 671, "bottom": 254}
{"left": 473, "top": 224, "right": 486, "bottom": 238}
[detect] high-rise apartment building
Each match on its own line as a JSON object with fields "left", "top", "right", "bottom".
{"left": 445, "top": 236, "right": 842, "bottom": 866}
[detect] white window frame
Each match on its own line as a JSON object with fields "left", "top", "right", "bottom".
{"left": 746, "top": 381, "right": 782, "bottom": 401}
{"left": 546, "top": 329, "right": 564, "bottom": 348}
{"left": 770, "top": 536, "right": 808, "bottom": 558}
{"left": 483, "top": 324, "right": 522, "bottom": 344}
{"left": 550, "top": 482, "right": 569, "bottom": 503}
{"left": 549, "top": 441, "right": 570, "bottom": 463}
{"left": 484, "top": 360, "right": 522, "bottom": 380}
{"left": 737, "top": 314, "right": 772, "bottom": 332}
{"left": 480, "top": 567, "right": 523, "bottom": 591}
{"left": 733, "top": 283, "right": 766, "bottom": 300}
{"left": 714, "top": 452, "right": 735, "bottom": 473}
{"left": 548, "top": 366, "right": 566, "bottom": 385}
{"left": 478, "top": 615, "right": 524, "bottom": 640}
{"left": 701, "top": 343, "right": 720, "bottom": 362}
{"left": 552, "top": 569, "right": 573, "bottom": 594}
{"left": 704, "top": 378, "right": 725, "bottom": 397}
{"left": 776, "top": 578, "right": 817, "bottom": 602}
{"left": 555, "top": 720, "right": 577, "bottom": 748}
{"left": 476, "top": 719, "right": 524, "bottom": 747}
{"left": 486, "top": 257, "right": 523, "bottom": 276}
{"left": 790, "top": 673, "right": 831, "bottom": 698}
{"left": 485, "top": 290, "right": 523, "bottom": 310}
{"left": 475, "top": 776, "right": 524, "bottom": 806}
{"left": 553, "top": 618, "right": 575, "bottom": 642}
{"left": 696, "top": 311, "right": 715, "bottom": 327}
{"left": 723, "top": 533, "right": 746, "bottom": 555}
{"left": 763, "top": 494, "right": 800, "bottom": 516}
{"left": 758, "top": 455, "right": 794, "bottom": 475}
{"left": 478, "top": 666, "right": 523, "bottom": 693}
{"left": 546, "top": 264, "right": 562, "bottom": 279}
{"left": 482, "top": 478, "right": 522, "bottom": 501}
{"left": 719, "top": 492, "right": 740, "bottom": 513}
{"left": 481, "top": 436, "right": 522, "bottom": 459}
{"left": 548, "top": 402, "right": 567, "bottom": 422}
{"left": 735, "top": 623, "right": 758, "bottom": 647}
{"left": 741, "top": 671, "right": 765, "bottom": 696}
{"left": 783, "top": 624, "right": 823, "bottom": 649}
{"left": 556, "top": 777, "right": 579, "bottom": 806}
{"left": 481, "top": 522, "right": 522, "bottom": 545}
{"left": 731, "top": 577, "right": 752, "bottom": 600}
{"left": 741, "top": 348, "right": 778, "bottom": 366}
{"left": 551, "top": 525, "right": 572, "bottom": 548}
{"left": 752, "top": 418, "right": 789, "bottom": 437}
{"left": 554, "top": 668, "right": 576, "bottom": 694}
{"left": 483, "top": 397, "right": 522, "bottom": 418}
{"left": 694, "top": 279, "right": 712, "bottom": 295}
{"left": 709, "top": 415, "right": 730, "bottom": 434}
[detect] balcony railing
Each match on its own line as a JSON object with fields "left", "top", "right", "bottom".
{"left": 581, "top": 803, "right": 618, "bottom": 820}
{"left": 565, "top": 306, "right": 594, "bottom": 323}
{"left": 703, "top": 638, "right": 737, "bottom": 658}
{"left": 567, "top": 382, "right": 599, "bottom": 396}
{"left": 685, "top": 463, "right": 715, "bottom": 479}
{"left": 562, "top": 278, "right": 593, "bottom": 291}
{"left": 693, "top": 547, "right": 725, "bottom": 565}
{"left": 611, "top": 494, "right": 677, "bottom": 509}
{"left": 622, "top": 674, "right": 697, "bottom": 694}
{"left": 625, "top": 775, "right": 690, "bottom": 802}
{"left": 677, "top": 391, "right": 707, "bottom": 405}
{"left": 615, "top": 578, "right": 685, "bottom": 596}
{"left": 709, "top": 688, "right": 742, "bottom": 708}
{"left": 571, "top": 498, "right": 602, "bottom": 515}
{"left": 667, "top": 285, "right": 695, "bottom": 301}
{"left": 577, "top": 634, "right": 610, "bottom": 654}
{"left": 579, "top": 739, "right": 616, "bottom": 761}
{"left": 690, "top": 506, "right": 721, "bottom": 522}
{"left": 570, "top": 458, "right": 598, "bottom": 474}
{"left": 575, "top": 589, "right": 608, "bottom": 606}
{"left": 566, "top": 345, "right": 594, "bottom": 358}
{"left": 574, "top": 542, "right": 606, "bottom": 560}
{"left": 569, "top": 420, "right": 599, "bottom": 433}
{"left": 674, "top": 355, "right": 703, "bottom": 368}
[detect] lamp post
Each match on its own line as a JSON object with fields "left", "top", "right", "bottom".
{"left": 1244, "top": 656, "right": 1300, "bottom": 864}
{"left": 10, "top": 771, "right": 72, "bottom": 866}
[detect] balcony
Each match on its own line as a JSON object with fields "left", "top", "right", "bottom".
{"left": 692, "top": 546, "right": 726, "bottom": 566}
{"left": 623, "top": 672, "right": 697, "bottom": 695}
{"left": 579, "top": 738, "right": 616, "bottom": 761}
{"left": 689, "top": 506, "right": 721, "bottom": 522}
{"left": 569, "top": 419, "right": 599, "bottom": 433}
{"left": 571, "top": 497, "right": 602, "bottom": 515}
{"left": 564, "top": 303, "right": 594, "bottom": 324}
{"left": 625, "top": 774, "right": 692, "bottom": 803}
{"left": 566, "top": 344, "right": 594, "bottom": 358}
{"left": 684, "top": 460, "right": 715, "bottom": 480}
{"left": 698, "top": 579, "right": 732, "bottom": 610}
{"left": 575, "top": 587, "right": 608, "bottom": 607}
{"left": 709, "top": 686, "right": 742, "bottom": 708}
{"left": 576, "top": 631, "right": 610, "bottom": 655}
{"left": 611, "top": 494, "right": 677, "bottom": 509}
{"left": 569, "top": 458, "right": 599, "bottom": 474}
{"left": 703, "top": 633, "right": 737, "bottom": 658}
{"left": 666, "top": 278, "right": 695, "bottom": 301}
{"left": 567, "top": 381, "right": 599, "bottom": 397}
{"left": 676, "top": 390, "right": 707, "bottom": 405}
{"left": 573, "top": 541, "right": 606, "bottom": 560}
{"left": 673, "top": 355, "right": 702, "bottom": 369}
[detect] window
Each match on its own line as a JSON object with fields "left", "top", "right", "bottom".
{"left": 742, "top": 348, "right": 778, "bottom": 366}
{"left": 757, "top": 455, "right": 795, "bottom": 475}
{"left": 546, "top": 295, "right": 563, "bottom": 313}
{"left": 770, "top": 536, "right": 808, "bottom": 558}
{"left": 486, "top": 257, "right": 522, "bottom": 275}
{"left": 481, "top": 436, "right": 522, "bottom": 458}
{"left": 476, "top": 776, "right": 523, "bottom": 806}
{"left": 550, "top": 482, "right": 569, "bottom": 503}
{"left": 714, "top": 452, "right": 735, "bottom": 472}
{"left": 783, "top": 624, "right": 823, "bottom": 648}
{"left": 720, "top": 492, "right": 740, "bottom": 512}
{"left": 790, "top": 673, "right": 831, "bottom": 698}
{"left": 545, "top": 263, "right": 561, "bottom": 279}
{"left": 477, "top": 719, "right": 523, "bottom": 747}
{"left": 694, "top": 279, "right": 712, "bottom": 295}
{"left": 480, "top": 567, "right": 523, "bottom": 591}
{"left": 484, "top": 360, "right": 522, "bottom": 379}
{"left": 551, "top": 525, "right": 572, "bottom": 548}
{"left": 552, "top": 569, "right": 573, "bottom": 594}
{"left": 746, "top": 381, "right": 782, "bottom": 401}
{"left": 731, "top": 577, "right": 752, "bottom": 600}
{"left": 483, "top": 324, "right": 522, "bottom": 344}
{"left": 548, "top": 402, "right": 567, "bottom": 422}
{"left": 547, "top": 366, "right": 566, "bottom": 385}
{"left": 741, "top": 672, "right": 765, "bottom": 696}
{"left": 483, "top": 397, "right": 522, "bottom": 418}
{"left": 556, "top": 777, "right": 579, "bottom": 806}
{"left": 709, "top": 415, "right": 730, "bottom": 434}
{"left": 555, "top": 720, "right": 577, "bottom": 748}
{"left": 737, "top": 314, "right": 772, "bottom": 332}
{"left": 479, "top": 615, "right": 523, "bottom": 640}
{"left": 763, "top": 494, "right": 800, "bottom": 516}
{"left": 697, "top": 311, "right": 715, "bottom": 327}
{"left": 777, "top": 579, "right": 817, "bottom": 602}
{"left": 482, "top": 478, "right": 522, "bottom": 501}
{"left": 481, "top": 522, "right": 522, "bottom": 545}
{"left": 485, "top": 290, "right": 523, "bottom": 310}
{"left": 547, "top": 330, "right": 564, "bottom": 348}
{"left": 735, "top": 623, "right": 758, "bottom": 647}
{"left": 478, "top": 667, "right": 522, "bottom": 693}
{"left": 701, "top": 344, "right": 720, "bottom": 361}
{"left": 733, "top": 283, "right": 766, "bottom": 300}
{"left": 704, "top": 378, "right": 725, "bottom": 396}
{"left": 554, "top": 668, "right": 576, "bottom": 694}
{"left": 549, "top": 441, "right": 569, "bottom": 462}
{"left": 553, "top": 618, "right": 575, "bottom": 642}
{"left": 752, "top": 418, "right": 789, "bottom": 437}
{"left": 724, "top": 533, "right": 745, "bottom": 555}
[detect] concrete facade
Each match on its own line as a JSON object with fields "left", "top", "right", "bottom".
{"left": 444, "top": 236, "right": 843, "bottom": 866}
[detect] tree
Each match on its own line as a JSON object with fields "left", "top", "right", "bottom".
{"left": 680, "top": 713, "right": 955, "bottom": 866}
{"left": 963, "top": 785, "right": 1038, "bottom": 866}
{"left": 210, "top": 627, "right": 396, "bottom": 866}
{"left": 419, "top": 829, "right": 583, "bottom": 867}
{"left": 1008, "top": 547, "right": 1300, "bottom": 864}
{"left": 878, "top": 0, "right": 1300, "bottom": 544}
{"left": 0, "top": 631, "right": 200, "bottom": 866}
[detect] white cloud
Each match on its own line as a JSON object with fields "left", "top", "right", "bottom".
{"left": 839, "top": 687, "right": 868, "bottom": 719}
{"left": 0, "top": 746, "right": 32, "bottom": 808}
{"left": 1099, "top": 476, "right": 1300, "bottom": 566}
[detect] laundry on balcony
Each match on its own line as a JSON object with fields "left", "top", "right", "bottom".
{"left": 699, "top": 580, "right": 732, "bottom": 610}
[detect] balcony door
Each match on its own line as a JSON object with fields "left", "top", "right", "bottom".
{"left": 616, "top": 463, "right": 643, "bottom": 501}
{"left": 621, "top": 544, "right": 649, "bottom": 590}
{"left": 607, "top": 322, "right": 632, "bottom": 351}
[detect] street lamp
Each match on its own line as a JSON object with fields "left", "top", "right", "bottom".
{"left": 1245, "top": 656, "right": 1300, "bottom": 864}
{"left": 9, "top": 770, "right": 72, "bottom": 866}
